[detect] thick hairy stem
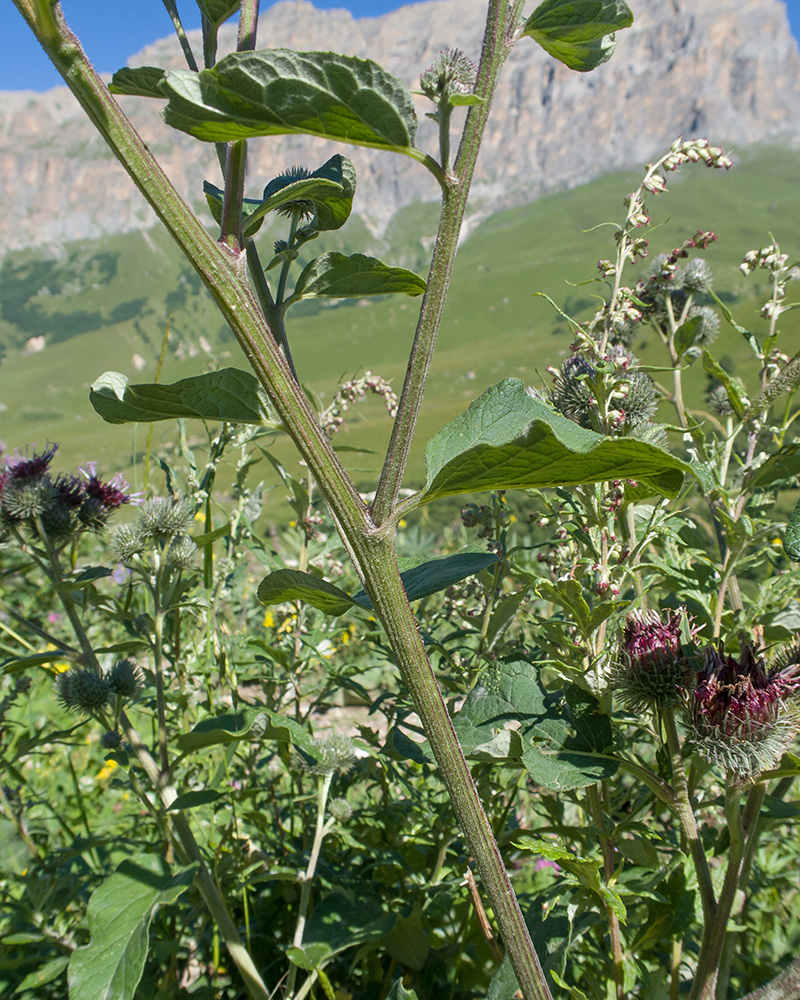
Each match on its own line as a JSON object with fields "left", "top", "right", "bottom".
{"left": 364, "top": 542, "right": 553, "bottom": 1000}
{"left": 736, "top": 958, "right": 800, "bottom": 1000}
{"left": 371, "top": 0, "right": 526, "bottom": 524}
{"left": 15, "top": 4, "right": 552, "bottom": 996}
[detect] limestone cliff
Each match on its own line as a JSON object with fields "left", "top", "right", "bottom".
{"left": 2, "top": 0, "right": 798, "bottom": 254}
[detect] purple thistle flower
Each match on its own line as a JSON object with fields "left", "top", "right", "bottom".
{"left": 5, "top": 443, "right": 58, "bottom": 482}
{"left": 689, "top": 644, "right": 800, "bottom": 777}
{"left": 614, "top": 608, "right": 698, "bottom": 712}
{"left": 52, "top": 473, "right": 85, "bottom": 509}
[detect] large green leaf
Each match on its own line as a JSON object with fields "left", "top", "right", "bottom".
{"left": 521, "top": 0, "right": 634, "bottom": 72}
{"left": 521, "top": 684, "right": 618, "bottom": 791}
{"left": 204, "top": 154, "right": 356, "bottom": 237}
{"left": 68, "top": 857, "right": 196, "bottom": 1000}
{"left": 417, "top": 378, "right": 688, "bottom": 506}
{"left": 297, "top": 892, "right": 395, "bottom": 964}
{"left": 161, "top": 49, "right": 418, "bottom": 153}
{"left": 257, "top": 569, "right": 356, "bottom": 616}
{"left": 291, "top": 252, "right": 426, "bottom": 302}
{"left": 90, "top": 368, "right": 275, "bottom": 426}
{"left": 257, "top": 551, "right": 498, "bottom": 617}
{"left": 453, "top": 661, "right": 617, "bottom": 788}
{"left": 176, "top": 711, "right": 263, "bottom": 753}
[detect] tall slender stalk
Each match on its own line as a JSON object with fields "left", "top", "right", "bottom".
{"left": 11, "top": 2, "right": 552, "bottom": 997}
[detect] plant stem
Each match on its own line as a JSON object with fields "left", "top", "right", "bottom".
{"left": 691, "top": 781, "right": 766, "bottom": 1000}
{"left": 286, "top": 771, "right": 334, "bottom": 996}
{"left": 364, "top": 543, "right": 553, "bottom": 1000}
{"left": 371, "top": 0, "right": 525, "bottom": 525}
{"left": 663, "top": 709, "right": 716, "bottom": 923}
{"left": 120, "top": 710, "right": 272, "bottom": 1000}
{"left": 14, "top": 5, "right": 552, "bottom": 996}
{"left": 586, "top": 784, "right": 624, "bottom": 999}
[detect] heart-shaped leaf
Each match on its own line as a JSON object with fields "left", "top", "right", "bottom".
{"left": 90, "top": 369, "right": 275, "bottom": 426}
{"left": 161, "top": 49, "right": 418, "bottom": 154}
{"left": 416, "top": 378, "right": 689, "bottom": 507}
{"left": 521, "top": 0, "right": 634, "bottom": 72}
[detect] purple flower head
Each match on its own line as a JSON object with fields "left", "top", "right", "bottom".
{"left": 614, "top": 608, "right": 698, "bottom": 712}
{"left": 5, "top": 443, "right": 58, "bottom": 482}
{"left": 52, "top": 473, "right": 85, "bottom": 509}
{"left": 78, "top": 465, "right": 131, "bottom": 530}
{"left": 690, "top": 643, "right": 800, "bottom": 777}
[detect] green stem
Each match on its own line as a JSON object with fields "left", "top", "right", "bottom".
{"left": 14, "top": 5, "right": 552, "bottom": 996}
{"left": 371, "top": 0, "right": 525, "bottom": 525}
{"left": 220, "top": 140, "right": 248, "bottom": 251}
{"left": 690, "top": 781, "right": 763, "bottom": 1000}
{"left": 586, "top": 784, "right": 624, "bottom": 999}
{"left": 160, "top": 0, "right": 198, "bottom": 71}
{"left": 120, "top": 710, "right": 271, "bottom": 1000}
{"left": 663, "top": 709, "right": 716, "bottom": 923}
{"left": 364, "top": 543, "right": 553, "bottom": 1000}
{"left": 286, "top": 771, "right": 334, "bottom": 996}
{"left": 245, "top": 238, "right": 298, "bottom": 381}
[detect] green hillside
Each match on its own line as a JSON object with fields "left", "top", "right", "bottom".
{"left": 0, "top": 143, "right": 796, "bottom": 501}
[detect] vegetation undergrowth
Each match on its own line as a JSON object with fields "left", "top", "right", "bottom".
{"left": 3, "top": 3, "right": 800, "bottom": 1000}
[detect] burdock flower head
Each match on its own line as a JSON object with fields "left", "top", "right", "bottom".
{"left": 614, "top": 608, "right": 698, "bottom": 713}
{"left": 0, "top": 446, "right": 132, "bottom": 542}
{"left": 689, "top": 643, "right": 800, "bottom": 778}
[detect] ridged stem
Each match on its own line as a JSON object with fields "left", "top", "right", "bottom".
{"left": 371, "top": 0, "right": 526, "bottom": 525}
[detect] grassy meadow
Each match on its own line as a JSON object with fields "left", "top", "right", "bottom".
{"left": 0, "top": 143, "right": 796, "bottom": 515}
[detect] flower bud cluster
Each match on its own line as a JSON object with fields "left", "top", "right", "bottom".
{"left": 644, "top": 139, "right": 732, "bottom": 196}
{"left": 321, "top": 372, "right": 398, "bottom": 438}
{"left": 615, "top": 613, "right": 800, "bottom": 777}
{"left": 739, "top": 245, "right": 789, "bottom": 277}
{"left": 419, "top": 48, "right": 476, "bottom": 104}
{"left": 0, "top": 444, "right": 132, "bottom": 545}
{"left": 462, "top": 491, "right": 512, "bottom": 553}
{"left": 740, "top": 243, "right": 794, "bottom": 321}
{"left": 110, "top": 495, "right": 198, "bottom": 569}
{"left": 55, "top": 659, "right": 143, "bottom": 718}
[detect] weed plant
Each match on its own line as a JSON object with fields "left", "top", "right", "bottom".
{"left": 3, "top": 3, "right": 800, "bottom": 1000}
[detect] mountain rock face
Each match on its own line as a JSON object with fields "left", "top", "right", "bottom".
{"left": 3, "top": 0, "right": 799, "bottom": 254}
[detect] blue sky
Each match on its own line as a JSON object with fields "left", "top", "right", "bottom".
{"left": 3, "top": 0, "right": 409, "bottom": 91}
{"left": 4, "top": 0, "right": 800, "bottom": 92}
